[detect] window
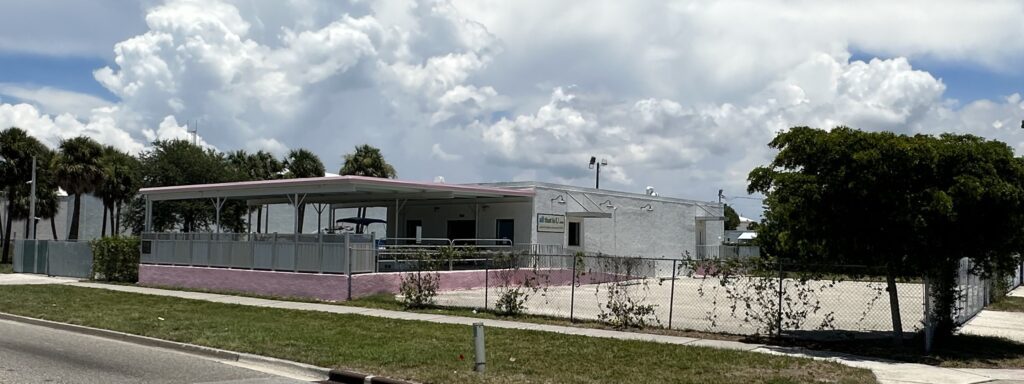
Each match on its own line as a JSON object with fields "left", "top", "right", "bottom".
{"left": 568, "top": 221, "right": 581, "bottom": 247}
{"left": 496, "top": 219, "right": 515, "bottom": 244}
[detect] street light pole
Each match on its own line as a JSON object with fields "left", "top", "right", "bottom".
{"left": 588, "top": 156, "right": 608, "bottom": 189}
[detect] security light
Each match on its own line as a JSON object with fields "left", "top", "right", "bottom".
{"left": 588, "top": 156, "right": 596, "bottom": 169}
{"left": 640, "top": 203, "right": 653, "bottom": 212}
{"left": 600, "top": 158, "right": 607, "bottom": 166}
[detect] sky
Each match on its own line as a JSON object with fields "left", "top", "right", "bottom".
{"left": 1, "top": 0, "right": 1023, "bottom": 219}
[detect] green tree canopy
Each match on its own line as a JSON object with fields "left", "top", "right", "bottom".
{"left": 128, "top": 140, "right": 244, "bottom": 233}
{"left": 340, "top": 144, "right": 396, "bottom": 178}
{"left": 283, "top": 148, "right": 325, "bottom": 232}
{"left": 748, "top": 126, "right": 1024, "bottom": 341}
{"left": 97, "top": 146, "right": 141, "bottom": 236}
{"left": 52, "top": 136, "right": 105, "bottom": 240}
{"left": 340, "top": 144, "right": 396, "bottom": 233}
{"left": 723, "top": 204, "right": 740, "bottom": 230}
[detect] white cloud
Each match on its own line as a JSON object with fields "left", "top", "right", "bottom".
{"left": 0, "top": 84, "right": 113, "bottom": 117}
{"left": 1, "top": 0, "right": 1022, "bottom": 220}
{"left": 430, "top": 143, "right": 461, "bottom": 161}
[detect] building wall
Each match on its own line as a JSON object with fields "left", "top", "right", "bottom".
{"left": 527, "top": 185, "right": 724, "bottom": 259}
{"left": 1, "top": 194, "right": 106, "bottom": 241}
{"left": 395, "top": 201, "right": 533, "bottom": 243}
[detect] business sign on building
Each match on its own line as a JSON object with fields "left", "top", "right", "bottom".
{"left": 537, "top": 214, "right": 566, "bottom": 233}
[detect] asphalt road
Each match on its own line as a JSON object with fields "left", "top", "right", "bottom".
{"left": 0, "top": 318, "right": 312, "bottom": 384}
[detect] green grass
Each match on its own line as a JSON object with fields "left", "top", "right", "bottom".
{"left": 989, "top": 296, "right": 1024, "bottom": 313}
{"left": 0, "top": 263, "right": 11, "bottom": 274}
{"left": 0, "top": 285, "right": 875, "bottom": 384}
{"left": 766, "top": 333, "right": 1024, "bottom": 369}
{"left": 142, "top": 285, "right": 747, "bottom": 342}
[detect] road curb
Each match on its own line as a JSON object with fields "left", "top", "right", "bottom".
{"left": 0, "top": 312, "right": 416, "bottom": 384}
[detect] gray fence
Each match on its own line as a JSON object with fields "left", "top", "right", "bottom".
{"left": 12, "top": 240, "right": 93, "bottom": 278}
{"left": 952, "top": 257, "right": 1024, "bottom": 325}
{"left": 140, "top": 232, "right": 376, "bottom": 274}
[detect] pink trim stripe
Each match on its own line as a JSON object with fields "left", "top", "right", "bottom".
{"left": 140, "top": 175, "right": 535, "bottom": 197}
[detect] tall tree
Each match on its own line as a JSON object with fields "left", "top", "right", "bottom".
{"left": 96, "top": 146, "right": 140, "bottom": 237}
{"left": 723, "top": 204, "right": 740, "bottom": 230}
{"left": 124, "top": 139, "right": 243, "bottom": 233}
{"left": 6, "top": 148, "right": 59, "bottom": 240}
{"left": 228, "top": 150, "right": 283, "bottom": 232}
{"left": 52, "top": 136, "right": 105, "bottom": 240}
{"left": 749, "top": 127, "right": 1024, "bottom": 343}
{"left": 0, "top": 127, "right": 50, "bottom": 262}
{"left": 283, "top": 149, "right": 325, "bottom": 233}
{"left": 339, "top": 144, "right": 396, "bottom": 233}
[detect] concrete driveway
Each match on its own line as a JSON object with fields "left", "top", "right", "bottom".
{"left": 960, "top": 286, "right": 1024, "bottom": 343}
{"left": 0, "top": 273, "right": 80, "bottom": 285}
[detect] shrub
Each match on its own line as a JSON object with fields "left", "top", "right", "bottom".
{"left": 491, "top": 252, "right": 549, "bottom": 316}
{"left": 90, "top": 236, "right": 141, "bottom": 282}
{"left": 399, "top": 249, "right": 445, "bottom": 309}
{"left": 595, "top": 257, "right": 659, "bottom": 329}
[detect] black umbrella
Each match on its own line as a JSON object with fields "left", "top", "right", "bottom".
{"left": 335, "top": 217, "right": 387, "bottom": 226}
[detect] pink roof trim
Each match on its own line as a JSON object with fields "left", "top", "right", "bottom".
{"left": 139, "top": 175, "right": 535, "bottom": 197}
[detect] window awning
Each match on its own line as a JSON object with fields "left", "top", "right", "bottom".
{"left": 566, "top": 211, "right": 612, "bottom": 218}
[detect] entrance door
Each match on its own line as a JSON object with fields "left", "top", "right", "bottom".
{"left": 447, "top": 220, "right": 476, "bottom": 244}
{"left": 405, "top": 220, "right": 422, "bottom": 240}
{"left": 495, "top": 219, "right": 515, "bottom": 244}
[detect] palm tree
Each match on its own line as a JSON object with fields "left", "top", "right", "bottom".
{"left": 0, "top": 127, "right": 49, "bottom": 262}
{"left": 283, "top": 149, "right": 325, "bottom": 233}
{"left": 96, "top": 146, "right": 140, "bottom": 237}
{"left": 228, "top": 150, "right": 284, "bottom": 233}
{"left": 339, "top": 144, "right": 396, "bottom": 233}
{"left": 52, "top": 136, "right": 105, "bottom": 240}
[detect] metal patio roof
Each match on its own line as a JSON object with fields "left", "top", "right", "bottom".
{"left": 139, "top": 175, "right": 535, "bottom": 205}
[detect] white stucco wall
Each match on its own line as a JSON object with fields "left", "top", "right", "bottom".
{"left": 478, "top": 183, "right": 725, "bottom": 260}
{"left": 1, "top": 194, "right": 104, "bottom": 241}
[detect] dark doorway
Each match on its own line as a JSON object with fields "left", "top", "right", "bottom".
{"left": 568, "top": 221, "right": 581, "bottom": 247}
{"left": 447, "top": 220, "right": 476, "bottom": 243}
{"left": 405, "top": 220, "right": 422, "bottom": 239}
{"left": 495, "top": 219, "right": 515, "bottom": 244}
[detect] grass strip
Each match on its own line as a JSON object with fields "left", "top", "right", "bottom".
{"left": 989, "top": 296, "right": 1024, "bottom": 313}
{"left": 0, "top": 284, "right": 874, "bottom": 384}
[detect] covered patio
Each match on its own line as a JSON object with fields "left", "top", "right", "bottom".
{"left": 138, "top": 176, "right": 536, "bottom": 274}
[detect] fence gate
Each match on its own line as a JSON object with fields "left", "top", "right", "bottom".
{"left": 12, "top": 240, "right": 93, "bottom": 279}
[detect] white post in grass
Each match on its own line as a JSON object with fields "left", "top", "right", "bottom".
{"left": 473, "top": 322, "right": 486, "bottom": 373}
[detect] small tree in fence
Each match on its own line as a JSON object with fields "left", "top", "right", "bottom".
{"left": 491, "top": 251, "right": 549, "bottom": 316}
{"left": 399, "top": 248, "right": 450, "bottom": 309}
{"left": 594, "top": 257, "right": 659, "bottom": 329}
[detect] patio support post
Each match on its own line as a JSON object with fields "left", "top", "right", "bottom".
{"left": 246, "top": 206, "right": 252, "bottom": 233}
{"left": 212, "top": 197, "right": 225, "bottom": 234}
{"left": 144, "top": 197, "right": 152, "bottom": 233}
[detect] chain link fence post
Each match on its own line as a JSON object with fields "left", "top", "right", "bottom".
{"left": 668, "top": 259, "right": 677, "bottom": 330}
{"left": 570, "top": 253, "right": 577, "bottom": 323}
{"left": 484, "top": 252, "right": 489, "bottom": 311}
{"left": 777, "top": 258, "right": 784, "bottom": 338}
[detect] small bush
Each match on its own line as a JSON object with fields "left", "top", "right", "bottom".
{"left": 495, "top": 286, "right": 530, "bottom": 316}
{"left": 90, "top": 236, "right": 140, "bottom": 283}
{"left": 399, "top": 250, "right": 445, "bottom": 309}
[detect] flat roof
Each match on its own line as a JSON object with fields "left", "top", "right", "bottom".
{"left": 474, "top": 181, "right": 719, "bottom": 206}
{"left": 139, "top": 176, "right": 535, "bottom": 204}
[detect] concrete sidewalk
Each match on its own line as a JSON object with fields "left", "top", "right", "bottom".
{"left": 0, "top": 273, "right": 78, "bottom": 285}
{"left": 961, "top": 286, "right": 1024, "bottom": 343}
{"left": 53, "top": 281, "right": 1022, "bottom": 384}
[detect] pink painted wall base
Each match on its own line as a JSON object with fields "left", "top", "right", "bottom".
{"left": 139, "top": 264, "right": 625, "bottom": 302}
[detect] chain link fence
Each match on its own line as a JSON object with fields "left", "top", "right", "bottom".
{"left": 402, "top": 252, "right": 928, "bottom": 338}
